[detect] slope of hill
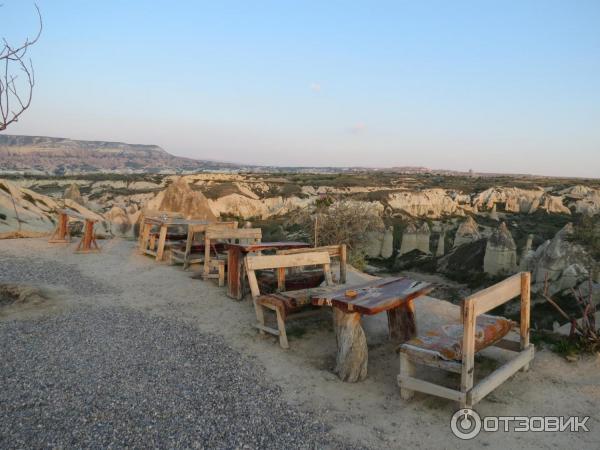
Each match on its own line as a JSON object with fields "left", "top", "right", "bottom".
{"left": 0, "top": 134, "right": 239, "bottom": 175}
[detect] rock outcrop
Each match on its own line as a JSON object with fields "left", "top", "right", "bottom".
{"left": 483, "top": 222, "right": 517, "bottom": 275}
{"left": 365, "top": 226, "right": 394, "bottom": 259}
{"left": 524, "top": 224, "right": 595, "bottom": 294}
{"left": 454, "top": 216, "right": 481, "bottom": 247}
{"left": 400, "top": 223, "right": 431, "bottom": 255}
{"left": 64, "top": 183, "right": 84, "bottom": 205}
{"left": 0, "top": 179, "right": 104, "bottom": 238}
{"left": 387, "top": 189, "right": 469, "bottom": 219}
{"left": 144, "top": 178, "right": 217, "bottom": 221}
{"left": 473, "top": 187, "right": 571, "bottom": 215}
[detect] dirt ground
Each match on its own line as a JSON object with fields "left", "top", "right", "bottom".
{"left": 1, "top": 237, "right": 598, "bottom": 449}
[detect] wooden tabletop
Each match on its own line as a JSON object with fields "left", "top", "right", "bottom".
{"left": 227, "top": 241, "right": 310, "bottom": 253}
{"left": 311, "top": 277, "right": 433, "bottom": 315}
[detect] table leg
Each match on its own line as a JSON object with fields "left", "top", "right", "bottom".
{"left": 387, "top": 300, "right": 416, "bottom": 342}
{"left": 156, "top": 225, "right": 168, "bottom": 261}
{"left": 139, "top": 222, "right": 151, "bottom": 254}
{"left": 333, "top": 307, "right": 368, "bottom": 382}
{"left": 227, "top": 247, "right": 241, "bottom": 299}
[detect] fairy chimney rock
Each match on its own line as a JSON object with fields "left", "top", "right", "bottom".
{"left": 400, "top": 222, "right": 431, "bottom": 255}
{"left": 454, "top": 216, "right": 481, "bottom": 247}
{"left": 483, "top": 222, "right": 517, "bottom": 275}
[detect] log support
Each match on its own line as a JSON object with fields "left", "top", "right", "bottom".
{"left": 333, "top": 307, "right": 368, "bottom": 382}
{"left": 387, "top": 300, "right": 417, "bottom": 342}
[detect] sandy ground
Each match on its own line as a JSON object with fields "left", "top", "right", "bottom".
{"left": 1, "top": 237, "right": 598, "bottom": 449}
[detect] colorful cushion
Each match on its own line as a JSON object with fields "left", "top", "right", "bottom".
{"left": 402, "top": 315, "right": 515, "bottom": 361}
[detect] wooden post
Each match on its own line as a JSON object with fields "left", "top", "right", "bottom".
{"left": 139, "top": 222, "right": 152, "bottom": 254}
{"left": 520, "top": 271, "right": 531, "bottom": 371}
{"left": 399, "top": 352, "right": 415, "bottom": 400}
{"left": 183, "top": 226, "right": 194, "bottom": 269}
{"left": 460, "top": 300, "right": 476, "bottom": 408}
{"left": 277, "top": 267, "right": 286, "bottom": 292}
{"left": 75, "top": 219, "right": 100, "bottom": 253}
{"left": 339, "top": 244, "right": 347, "bottom": 284}
{"left": 333, "top": 307, "right": 368, "bottom": 382}
{"left": 49, "top": 212, "right": 70, "bottom": 243}
{"left": 156, "top": 225, "right": 168, "bottom": 261}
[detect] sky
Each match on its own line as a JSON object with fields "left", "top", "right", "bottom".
{"left": 1, "top": 1, "right": 599, "bottom": 177}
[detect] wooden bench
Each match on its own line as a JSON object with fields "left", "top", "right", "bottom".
{"left": 204, "top": 227, "right": 262, "bottom": 287}
{"left": 171, "top": 221, "right": 238, "bottom": 269}
{"left": 398, "top": 272, "right": 534, "bottom": 408}
{"left": 245, "top": 251, "right": 334, "bottom": 349}
{"left": 277, "top": 244, "right": 347, "bottom": 284}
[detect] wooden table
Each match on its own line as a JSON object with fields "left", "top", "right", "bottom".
{"left": 139, "top": 216, "right": 209, "bottom": 261}
{"left": 226, "top": 241, "right": 311, "bottom": 300}
{"left": 49, "top": 208, "right": 101, "bottom": 253}
{"left": 311, "top": 277, "right": 433, "bottom": 382}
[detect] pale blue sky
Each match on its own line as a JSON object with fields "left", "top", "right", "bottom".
{"left": 2, "top": 1, "right": 599, "bottom": 176}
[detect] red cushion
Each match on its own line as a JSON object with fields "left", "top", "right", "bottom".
{"left": 402, "top": 315, "right": 515, "bottom": 361}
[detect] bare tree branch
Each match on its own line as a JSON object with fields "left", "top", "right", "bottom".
{"left": 0, "top": 3, "right": 42, "bottom": 131}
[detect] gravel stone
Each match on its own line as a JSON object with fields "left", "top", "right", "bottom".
{"left": 0, "top": 305, "right": 354, "bottom": 449}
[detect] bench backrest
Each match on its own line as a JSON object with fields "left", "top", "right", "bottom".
{"left": 277, "top": 244, "right": 347, "bottom": 283}
{"left": 460, "top": 272, "right": 531, "bottom": 391}
{"left": 245, "top": 251, "right": 333, "bottom": 299}
{"left": 205, "top": 227, "right": 262, "bottom": 243}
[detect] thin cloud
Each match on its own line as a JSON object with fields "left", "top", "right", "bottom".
{"left": 349, "top": 122, "right": 367, "bottom": 134}
{"left": 309, "top": 82, "right": 321, "bottom": 93}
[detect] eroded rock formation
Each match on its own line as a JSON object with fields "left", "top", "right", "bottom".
{"left": 454, "top": 216, "right": 481, "bottom": 247}
{"left": 483, "top": 222, "right": 517, "bottom": 275}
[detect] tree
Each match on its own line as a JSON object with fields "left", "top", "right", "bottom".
{"left": 0, "top": 3, "right": 42, "bottom": 131}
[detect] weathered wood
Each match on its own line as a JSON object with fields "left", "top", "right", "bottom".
{"left": 227, "top": 246, "right": 243, "bottom": 299}
{"left": 49, "top": 212, "right": 70, "bottom": 243}
{"left": 339, "top": 244, "right": 347, "bottom": 284}
{"left": 139, "top": 222, "right": 152, "bottom": 254}
{"left": 205, "top": 227, "right": 261, "bottom": 241}
{"left": 333, "top": 307, "right": 368, "bottom": 382}
{"left": 399, "top": 352, "right": 415, "bottom": 400}
{"left": 75, "top": 219, "right": 100, "bottom": 253}
{"left": 246, "top": 252, "right": 331, "bottom": 271}
{"left": 460, "top": 300, "right": 476, "bottom": 408}
{"left": 387, "top": 301, "right": 417, "bottom": 342}
{"left": 155, "top": 225, "right": 168, "bottom": 261}
{"left": 469, "top": 346, "right": 534, "bottom": 405}
{"left": 470, "top": 272, "right": 522, "bottom": 316}
{"left": 398, "top": 375, "right": 466, "bottom": 403}
{"left": 520, "top": 271, "right": 531, "bottom": 371}
{"left": 277, "top": 244, "right": 347, "bottom": 284}
{"left": 277, "top": 267, "right": 286, "bottom": 291}
{"left": 311, "top": 277, "right": 432, "bottom": 315}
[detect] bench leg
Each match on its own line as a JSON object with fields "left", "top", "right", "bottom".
{"left": 275, "top": 307, "right": 289, "bottom": 349}
{"left": 254, "top": 299, "right": 266, "bottom": 335}
{"left": 399, "top": 352, "right": 415, "bottom": 400}
{"left": 218, "top": 261, "right": 225, "bottom": 287}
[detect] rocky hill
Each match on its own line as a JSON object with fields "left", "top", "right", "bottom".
{"left": 0, "top": 135, "right": 239, "bottom": 175}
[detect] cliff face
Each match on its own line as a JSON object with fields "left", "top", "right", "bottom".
{"left": 483, "top": 222, "right": 517, "bottom": 275}
{"left": 0, "top": 134, "right": 237, "bottom": 174}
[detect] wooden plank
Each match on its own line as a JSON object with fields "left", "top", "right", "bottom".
{"left": 470, "top": 346, "right": 534, "bottom": 405}
{"left": 460, "top": 300, "right": 476, "bottom": 408}
{"left": 246, "top": 252, "right": 331, "bottom": 271}
{"left": 399, "top": 352, "right": 416, "bottom": 400}
{"left": 311, "top": 278, "right": 432, "bottom": 315}
{"left": 277, "top": 245, "right": 342, "bottom": 257}
{"left": 470, "top": 272, "right": 523, "bottom": 316}
{"left": 227, "top": 247, "right": 242, "bottom": 299}
{"left": 397, "top": 375, "right": 466, "bottom": 403}
{"left": 230, "top": 242, "right": 309, "bottom": 253}
{"left": 520, "top": 271, "right": 531, "bottom": 371}
{"left": 254, "top": 323, "right": 280, "bottom": 336}
{"left": 205, "top": 228, "right": 262, "bottom": 240}
{"left": 156, "top": 225, "right": 168, "bottom": 261}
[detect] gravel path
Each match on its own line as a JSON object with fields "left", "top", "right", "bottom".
{"left": 0, "top": 254, "right": 117, "bottom": 296}
{"left": 0, "top": 305, "right": 348, "bottom": 449}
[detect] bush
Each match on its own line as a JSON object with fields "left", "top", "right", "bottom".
{"left": 298, "top": 200, "right": 384, "bottom": 267}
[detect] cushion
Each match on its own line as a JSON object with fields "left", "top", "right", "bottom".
{"left": 401, "top": 315, "right": 515, "bottom": 361}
